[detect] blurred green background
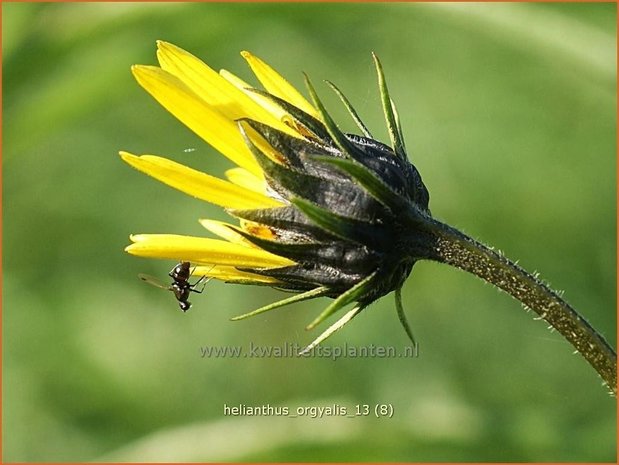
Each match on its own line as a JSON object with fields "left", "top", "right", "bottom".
{"left": 2, "top": 2, "right": 616, "bottom": 462}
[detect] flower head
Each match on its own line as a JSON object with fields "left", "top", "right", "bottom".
{"left": 122, "top": 42, "right": 430, "bottom": 349}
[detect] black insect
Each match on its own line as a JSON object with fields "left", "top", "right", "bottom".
{"left": 139, "top": 261, "right": 208, "bottom": 311}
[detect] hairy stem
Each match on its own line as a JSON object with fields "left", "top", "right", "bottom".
{"left": 420, "top": 217, "right": 616, "bottom": 394}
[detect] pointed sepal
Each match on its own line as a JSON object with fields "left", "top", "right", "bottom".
{"left": 231, "top": 286, "right": 329, "bottom": 320}
{"left": 372, "top": 53, "right": 407, "bottom": 161}
{"left": 325, "top": 80, "right": 373, "bottom": 138}
{"left": 299, "top": 305, "right": 365, "bottom": 355}
{"left": 306, "top": 271, "right": 378, "bottom": 330}
{"left": 395, "top": 287, "right": 417, "bottom": 347}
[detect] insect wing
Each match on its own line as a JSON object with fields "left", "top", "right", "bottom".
{"left": 138, "top": 273, "right": 172, "bottom": 291}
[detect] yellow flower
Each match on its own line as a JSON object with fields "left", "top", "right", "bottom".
{"left": 122, "top": 41, "right": 430, "bottom": 351}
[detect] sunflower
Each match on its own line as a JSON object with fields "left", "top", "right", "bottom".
{"left": 121, "top": 41, "right": 431, "bottom": 351}
{"left": 122, "top": 42, "right": 615, "bottom": 392}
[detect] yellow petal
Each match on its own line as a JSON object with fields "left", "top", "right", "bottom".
{"left": 241, "top": 51, "right": 319, "bottom": 119}
{"left": 224, "top": 167, "right": 267, "bottom": 194}
{"left": 193, "top": 265, "right": 281, "bottom": 284}
{"left": 199, "top": 219, "right": 257, "bottom": 247}
{"left": 120, "top": 152, "right": 282, "bottom": 209}
{"left": 126, "top": 234, "right": 295, "bottom": 268}
{"left": 156, "top": 41, "right": 296, "bottom": 137}
{"left": 220, "top": 68, "right": 289, "bottom": 123}
{"left": 131, "top": 64, "right": 261, "bottom": 176}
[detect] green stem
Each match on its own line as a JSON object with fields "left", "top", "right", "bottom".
{"left": 419, "top": 217, "right": 617, "bottom": 395}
